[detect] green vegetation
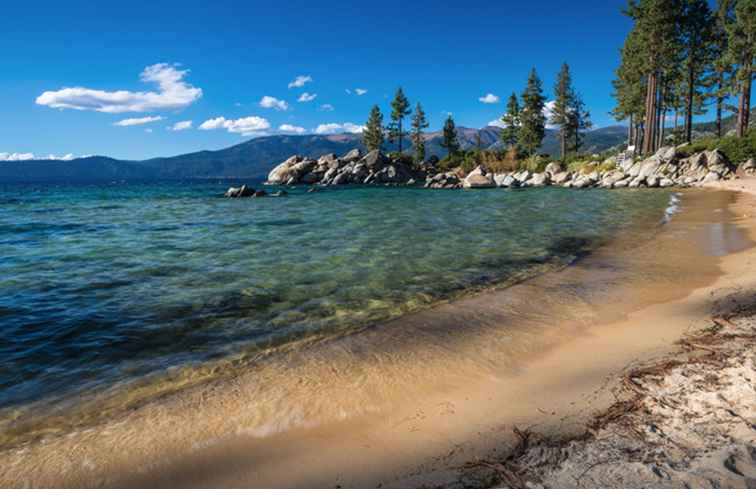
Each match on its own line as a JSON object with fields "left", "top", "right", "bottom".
{"left": 363, "top": 105, "right": 385, "bottom": 152}
{"left": 677, "top": 128, "right": 756, "bottom": 163}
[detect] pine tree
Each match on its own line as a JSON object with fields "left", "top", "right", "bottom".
{"left": 363, "top": 105, "right": 385, "bottom": 152}
{"left": 389, "top": 87, "right": 411, "bottom": 153}
{"left": 612, "top": 28, "right": 647, "bottom": 150}
{"left": 679, "top": 0, "right": 715, "bottom": 143}
{"left": 568, "top": 93, "right": 593, "bottom": 154}
{"left": 518, "top": 68, "right": 546, "bottom": 156}
{"left": 410, "top": 102, "right": 429, "bottom": 163}
{"left": 440, "top": 115, "right": 460, "bottom": 157}
{"left": 707, "top": 0, "right": 736, "bottom": 137}
{"left": 625, "top": 0, "right": 682, "bottom": 154}
{"left": 728, "top": 0, "right": 756, "bottom": 138}
{"left": 500, "top": 92, "right": 520, "bottom": 149}
{"left": 551, "top": 63, "right": 576, "bottom": 161}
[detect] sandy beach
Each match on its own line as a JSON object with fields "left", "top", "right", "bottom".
{"left": 1, "top": 184, "right": 755, "bottom": 489}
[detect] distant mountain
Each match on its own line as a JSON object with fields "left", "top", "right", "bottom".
{"left": 0, "top": 124, "right": 653, "bottom": 183}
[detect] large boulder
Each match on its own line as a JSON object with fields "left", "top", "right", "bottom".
{"left": 600, "top": 170, "right": 626, "bottom": 188}
{"left": 528, "top": 172, "right": 550, "bottom": 187}
{"left": 361, "top": 150, "right": 387, "bottom": 169}
{"left": 267, "top": 155, "right": 303, "bottom": 184}
{"left": 342, "top": 148, "right": 362, "bottom": 162}
{"left": 740, "top": 158, "right": 756, "bottom": 175}
{"left": 551, "top": 171, "right": 572, "bottom": 185}
{"left": 463, "top": 166, "right": 496, "bottom": 188}
{"left": 544, "top": 162, "right": 564, "bottom": 176}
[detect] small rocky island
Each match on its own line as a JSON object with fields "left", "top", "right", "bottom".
{"left": 224, "top": 146, "right": 754, "bottom": 197}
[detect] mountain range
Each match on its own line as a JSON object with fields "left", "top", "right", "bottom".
{"left": 0, "top": 125, "right": 634, "bottom": 183}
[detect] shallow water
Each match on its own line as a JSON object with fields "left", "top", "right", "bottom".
{"left": 0, "top": 181, "right": 672, "bottom": 415}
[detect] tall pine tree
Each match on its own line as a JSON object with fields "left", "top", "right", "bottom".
{"left": 612, "top": 28, "right": 647, "bottom": 150}
{"left": 728, "top": 0, "right": 756, "bottom": 138}
{"left": 680, "top": 0, "right": 715, "bottom": 143}
{"left": 625, "top": 0, "right": 681, "bottom": 154}
{"left": 568, "top": 93, "right": 593, "bottom": 154}
{"left": 500, "top": 93, "right": 521, "bottom": 149}
{"left": 389, "top": 87, "right": 411, "bottom": 152}
{"left": 551, "top": 63, "right": 576, "bottom": 161}
{"left": 363, "top": 105, "right": 384, "bottom": 152}
{"left": 518, "top": 68, "right": 546, "bottom": 156}
{"left": 410, "top": 102, "right": 429, "bottom": 163}
{"left": 707, "top": 0, "right": 736, "bottom": 138}
{"left": 440, "top": 115, "right": 460, "bottom": 157}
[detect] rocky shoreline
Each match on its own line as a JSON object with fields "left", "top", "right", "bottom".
{"left": 227, "top": 146, "right": 756, "bottom": 196}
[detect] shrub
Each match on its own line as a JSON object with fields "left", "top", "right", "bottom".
{"left": 520, "top": 154, "right": 549, "bottom": 173}
{"left": 677, "top": 130, "right": 756, "bottom": 164}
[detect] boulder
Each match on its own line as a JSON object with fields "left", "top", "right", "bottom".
{"left": 224, "top": 185, "right": 255, "bottom": 198}
{"left": 463, "top": 166, "right": 496, "bottom": 188}
{"left": 740, "top": 158, "right": 756, "bottom": 175}
{"left": 628, "top": 176, "right": 645, "bottom": 188}
{"left": 493, "top": 173, "right": 509, "bottom": 187}
{"left": 253, "top": 190, "right": 268, "bottom": 197}
{"left": 300, "top": 172, "right": 321, "bottom": 184}
{"left": 656, "top": 146, "right": 678, "bottom": 163}
{"left": 545, "top": 162, "right": 564, "bottom": 176}
{"left": 701, "top": 171, "right": 721, "bottom": 184}
{"left": 513, "top": 170, "right": 531, "bottom": 183}
{"left": 270, "top": 190, "right": 288, "bottom": 197}
{"left": 318, "top": 153, "right": 338, "bottom": 168}
{"left": 613, "top": 178, "right": 630, "bottom": 188}
{"left": 573, "top": 176, "right": 593, "bottom": 188}
{"left": 659, "top": 178, "right": 674, "bottom": 188}
{"left": 551, "top": 171, "right": 572, "bottom": 185}
{"left": 646, "top": 175, "right": 660, "bottom": 188}
{"left": 361, "top": 150, "right": 387, "bottom": 168}
{"left": 529, "top": 172, "right": 549, "bottom": 187}
{"left": 267, "top": 155, "right": 304, "bottom": 184}
{"left": 331, "top": 172, "right": 350, "bottom": 185}
{"left": 637, "top": 156, "right": 662, "bottom": 179}
{"left": 600, "top": 170, "right": 626, "bottom": 188}
{"left": 342, "top": 148, "right": 362, "bottom": 162}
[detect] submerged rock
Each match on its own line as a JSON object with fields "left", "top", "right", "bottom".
{"left": 225, "top": 185, "right": 255, "bottom": 198}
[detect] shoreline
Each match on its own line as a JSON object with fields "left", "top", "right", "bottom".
{"left": 1, "top": 186, "right": 755, "bottom": 488}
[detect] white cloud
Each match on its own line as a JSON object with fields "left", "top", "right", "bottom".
{"left": 345, "top": 89, "right": 351, "bottom": 95}
{"left": 35, "top": 63, "right": 202, "bottom": 114}
{"left": 259, "top": 96, "right": 289, "bottom": 111}
{"left": 169, "top": 120, "right": 193, "bottom": 131}
{"left": 288, "top": 75, "right": 312, "bottom": 89}
{"left": 199, "top": 116, "right": 271, "bottom": 136}
{"left": 543, "top": 100, "right": 558, "bottom": 129}
{"left": 144, "top": 128, "right": 153, "bottom": 133}
{"left": 314, "top": 122, "right": 365, "bottom": 134}
{"left": 319, "top": 104, "right": 335, "bottom": 111}
{"left": 0, "top": 152, "right": 76, "bottom": 161}
{"left": 478, "top": 93, "right": 500, "bottom": 104}
{"left": 114, "top": 115, "right": 164, "bottom": 126}
{"left": 487, "top": 119, "right": 506, "bottom": 129}
{"left": 354, "top": 88, "right": 368, "bottom": 96}
{"left": 279, "top": 124, "right": 307, "bottom": 134}
{"left": 297, "top": 92, "right": 317, "bottom": 102}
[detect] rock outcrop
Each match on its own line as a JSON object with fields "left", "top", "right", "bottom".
{"left": 265, "top": 145, "right": 744, "bottom": 191}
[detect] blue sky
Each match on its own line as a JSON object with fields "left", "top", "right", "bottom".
{"left": 1, "top": 0, "right": 634, "bottom": 161}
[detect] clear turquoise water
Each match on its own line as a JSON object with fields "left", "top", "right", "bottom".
{"left": 0, "top": 181, "right": 672, "bottom": 411}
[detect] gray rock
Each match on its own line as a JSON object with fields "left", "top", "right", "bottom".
{"left": 224, "top": 184, "right": 255, "bottom": 198}
{"left": 513, "top": 170, "right": 531, "bottom": 183}
{"left": 701, "top": 171, "right": 721, "bottom": 184}
{"left": 600, "top": 170, "right": 626, "bottom": 188}
{"left": 740, "top": 158, "right": 756, "bottom": 174}
{"left": 331, "top": 172, "right": 349, "bottom": 185}
{"left": 529, "top": 172, "right": 549, "bottom": 187}
{"left": 545, "top": 162, "right": 564, "bottom": 176}
{"left": 267, "top": 155, "right": 304, "bottom": 184}
{"left": 628, "top": 176, "right": 645, "bottom": 188}
{"left": 493, "top": 173, "right": 509, "bottom": 187}
{"left": 552, "top": 171, "right": 572, "bottom": 185}
{"left": 463, "top": 165, "right": 496, "bottom": 188}
{"left": 342, "top": 148, "right": 362, "bottom": 162}
{"left": 659, "top": 178, "right": 674, "bottom": 188}
{"left": 646, "top": 175, "right": 660, "bottom": 188}
{"left": 361, "top": 150, "right": 387, "bottom": 168}
{"left": 613, "top": 178, "right": 630, "bottom": 188}
{"left": 656, "top": 146, "right": 678, "bottom": 162}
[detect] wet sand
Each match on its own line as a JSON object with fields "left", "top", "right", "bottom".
{"left": 1, "top": 188, "right": 755, "bottom": 489}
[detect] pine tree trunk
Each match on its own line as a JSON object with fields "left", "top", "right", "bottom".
{"left": 716, "top": 75, "right": 724, "bottom": 138}
{"left": 628, "top": 114, "right": 633, "bottom": 147}
{"left": 398, "top": 120, "right": 403, "bottom": 153}
{"left": 655, "top": 85, "right": 663, "bottom": 151}
{"left": 738, "top": 73, "right": 752, "bottom": 138}
{"left": 685, "top": 63, "right": 695, "bottom": 143}
{"left": 643, "top": 72, "right": 657, "bottom": 155}
{"left": 560, "top": 130, "right": 566, "bottom": 161}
